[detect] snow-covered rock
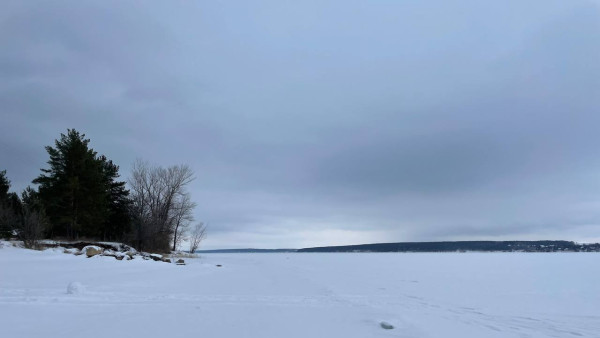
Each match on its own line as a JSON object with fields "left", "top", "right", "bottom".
{"left": 82, "top": 245, "right": 103, "bottom": 257}
{"left": 111, "top": 251, "right": 125, "bottom": 261}
{"left": 149, "top": 253, "right": 163, "bottom": 261}
{"left": 97, "top": 242, "right": 137, "bottom": 253}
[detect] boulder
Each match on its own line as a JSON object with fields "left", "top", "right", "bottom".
{"left": 176, "top": 259, "right": 185, "bottom": 265}
{"left": 149, "top": 254, "right": 163, "bottom": 261}
{"left": 162, "top": 257, "right": 171, "bottom": 263}
{"left": 82, "top": 245, "right": 103, "bottom": 258}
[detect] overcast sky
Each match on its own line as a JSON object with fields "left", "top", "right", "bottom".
{"left": 2, "top": 1, "right": 600, "bottom": 248}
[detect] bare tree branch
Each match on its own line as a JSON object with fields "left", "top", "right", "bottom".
{"left": 189, "top": 222, "right": 206, "bottom": 253}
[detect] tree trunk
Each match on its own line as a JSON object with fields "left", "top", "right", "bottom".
{"left": 172, "top": 228, "right": 177, "bottom": 251}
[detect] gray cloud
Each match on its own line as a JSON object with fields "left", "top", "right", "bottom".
{"left": 1, "top": 0, "right": 600, "bottom": 248}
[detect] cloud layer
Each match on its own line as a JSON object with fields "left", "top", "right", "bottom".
{"left": 2, "top": 1, "right": 600, "bottom": 248}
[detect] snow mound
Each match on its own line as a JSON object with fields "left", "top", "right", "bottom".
{"left": 44, "top": 247, "right": 65, "bottom": 253}
{"left": 63, "top": 248, "right": 80, "bottom": 254}
{"left": 0, "top": 240, "right": 24, "bottom": 249}
{"left": 67, "top": 282, "right": 85, "bottom": 295}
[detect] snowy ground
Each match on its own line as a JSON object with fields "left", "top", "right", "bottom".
{"left": 1, "top": 244, "right": 599, "bottom": 338}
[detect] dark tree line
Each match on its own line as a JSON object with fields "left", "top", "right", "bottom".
{"left": 297, "top": 241, "right": 600, "bottom": 253}
{"left": 1, "top": 129, "right": 204, "bottom": 252}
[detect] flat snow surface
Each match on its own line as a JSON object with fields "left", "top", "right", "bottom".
{"left": 1, "top": 245, "right": 599, "bottom": 338}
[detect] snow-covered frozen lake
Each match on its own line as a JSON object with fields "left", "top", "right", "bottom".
{"left": 1, "top": 245, "right": 599, "bottom": 337}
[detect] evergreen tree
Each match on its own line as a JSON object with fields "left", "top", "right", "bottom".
{"left": 99, "top": 156, "right": 131, "bottom": 241}
{"left": 33, "top": 129, "right": 130, "bottom": 240}
{"left": 21, "top": 186, "right": 43, "bottom": 211}
{"left": 0, "top": 170, "right": 21, "bottom": 238}
{"left": 0, "top": 170, "right": 9, "bottom": 198}
{"left": 0, "top": 171, "right": 23, "bottom": 238}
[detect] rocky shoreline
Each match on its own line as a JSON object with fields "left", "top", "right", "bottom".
{"left": 39, "top": 240, "right": 187, "bottom": 265}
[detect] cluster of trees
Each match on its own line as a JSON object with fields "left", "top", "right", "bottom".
{"left": 0, "top": 172, "right": 47, "bottom": 248}
{"left": 129, "top": 160, "right": 197, "bottom": 251}
{"left": 0, "top": 129, "right": 206, "bottom": 252}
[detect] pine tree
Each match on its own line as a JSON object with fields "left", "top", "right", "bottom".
{"left": 33, "top": 129, "right": 130, "bottom": 240}
{"left": 0, "top": 170, "right": 9, "bottom": 198}
{"left": 0, "top": 170, "right": 21, "bottom": 238}
{"left": 99, "top": 156, "right": 131, "bottom": 241}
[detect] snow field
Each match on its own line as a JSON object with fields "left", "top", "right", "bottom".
{"left": 1, "top": 245, "right": 599, "bottom": 337}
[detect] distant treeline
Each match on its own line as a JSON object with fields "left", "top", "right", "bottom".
{"left": 297, "top": 241, "right": 600, "bottom": 253}
{"left": 194, "top": 241, "right": 600, "bottom": 254}
{"left": 0, "top": 129, "right": 205, "bottom": 252}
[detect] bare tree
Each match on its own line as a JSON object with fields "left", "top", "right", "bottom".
{"left": 19, "top": 207, "right": 46, "bottom": 249}
{"left": 189, "top": 222, "right": 206, "bottom": 253}
{"left": 171, "top": 193, "right": 196, "bottom": 251}
{"left": 129, "top": 160, "right": 195, "bottom": 252}
{"left": 18, "top": 187, "right": 47, "bottom": 248}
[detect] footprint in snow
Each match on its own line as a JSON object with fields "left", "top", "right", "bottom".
{"left": 380, "top": 321, "right": 394, "bottom": 330}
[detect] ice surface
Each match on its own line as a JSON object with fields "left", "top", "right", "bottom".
{"left": 1, "top": 242, "right": 599, "bottom": 338}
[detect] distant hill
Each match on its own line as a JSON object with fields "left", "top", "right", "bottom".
{"left": 197, "top": 241, "right": 600, "bottom": 253}
{"left": 195, "top": 248, "right": 297, "bottom": 253}
{"left": 297, "top": 241, "right": 600, "bottom": 253}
